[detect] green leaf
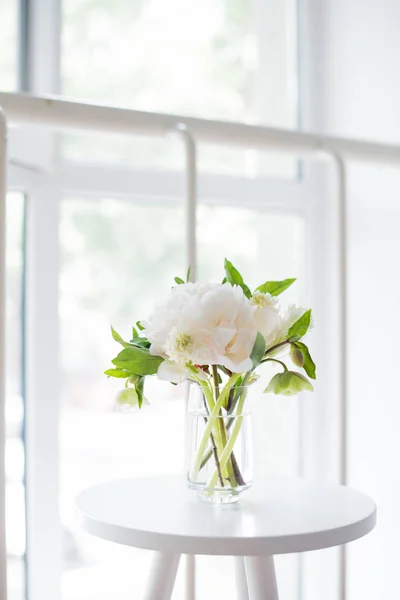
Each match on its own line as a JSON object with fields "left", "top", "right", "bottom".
{"left": 112, "top": 346, "right": 163, "bottom": 376}
{"left": 111, "top": 326, "right": 130, "bottom": 348}
{"left": 221, "top": 277, "right": 227, "bottom": 284}
{"left": 136, "top": 321, "right": 145, "bottom": 331}
{"left": 186, "top": 265, "right": 191, "bottom": 282}
{"left": 293, "top": 341, "right": 316, "bottom": 379}
{"left": 174, "top": 276, "right": 185, "bottom": 285}
{"left": 104, "top": 368, "right": 131, "bottom": 378}
{"left": 287, "top": 309, "right": 312, "bottom": 342}
{"left": 135, "top": 376, "right": 145, "bottom": 408}
{"left": 224, "top": 258, "right": 252, "bottom": 298}
{"left": 264, "top": 370, "right": 313, "bottom": 395}
{"left": 256, "top": 278, "right": 296, "bottom": 296}
{"left": 129, "top": 337, "right": 151, "bottom": 348}
{"left": 132, "top": 326, "right": 138, "bottom": 338}
{"left": 250, "top": 332, "right": 266, "bottom": 367}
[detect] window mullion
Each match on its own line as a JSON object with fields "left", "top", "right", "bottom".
{"left": 24, "top": 180, "right": 62, "bottom": 600}
{"left": 17, "top": 1, "right": 62, "bottom": 598}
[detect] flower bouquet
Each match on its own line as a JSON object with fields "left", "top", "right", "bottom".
{"left": 105, "top": 259, "right": 315, "bottom": 503}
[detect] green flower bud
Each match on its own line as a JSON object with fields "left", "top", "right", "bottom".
{"left": 116, "top": 387, "right": 139, "bottom": 407}
{"left": 290, "top": 344, "right": 304, "bottom": 368}
{"left": 264, "top": 370, "right": 313, "bottom": 395}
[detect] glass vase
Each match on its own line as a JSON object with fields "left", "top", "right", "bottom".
{"left": 185, "top": 380, "right": 253, "bottom": 504}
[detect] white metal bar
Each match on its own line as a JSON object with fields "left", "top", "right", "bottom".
{"left": 2, "top": 92, "right": 400, "bottom": 165}
{"left": 24, "top": 179, "right": 62, "bottom": 600}
{"left": 49, "top": 163, "right": 309, "bottom": 211}
{"left": 19, "top": 3, "right": 63, "bottom": 599}
{"left": 21, "top": 0, "right": 61, "bottom": 94}
{"left": 175, "top": 124, "right": 198, "bottom": 597}
{"left": 0, "top": 108, "right": 8, "bottom": 600}
{"left": 175, "top": 124, "right": 197, "bottom": 281}
{"left": 329, "top": 153, "right": 348, "bottom": 600}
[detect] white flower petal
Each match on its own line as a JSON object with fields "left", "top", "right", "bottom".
{"left": 157, "top": 360, "right": 188, "bottom": 383}
{"left": 219, "top": 355, "right": 253, "bottom": 373}
{"left": 143, "top": 281, "right": 259, "bottom": 372}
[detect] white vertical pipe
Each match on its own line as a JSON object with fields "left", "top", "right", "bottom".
{"left": 24, "top": 180, "right": 62, "bottom": 600}
{"left": 175, "top": 124, "right": 198, "bottom": 600}
{"left": 328, "top": 152, "right": 348, "bottom": 600}
{"left": 175, "top": 124, "right": 197, "bottom": 281}
{"left": 21, "top": 2, "right": 62, "bottom": 599}
{"left": 0, "top": 108, "right": 8, "bottom": 600}
{"left": 336, "top": 154, "right": 348, "bottom": 600}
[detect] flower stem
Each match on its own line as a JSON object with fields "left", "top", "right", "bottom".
{"left": 212, "top": 365, "right": 220, "bottom": 396}
{"left": 212, "top": 365, "right": 236, "bottom": 486}
{"left": 198, "top": 376, "right": 227, "bottom": 480}
{"left": 230, "top": 451, "right": 246, "bottom": 486}
{"left": 190, "top": 373, "right": 240, "bottom": 481}
{"left": 264, "top": 340, "right": 289, "bottom": 356}
{"left": 262, "top": 357, "right": 288, "bottom": 370}
{"left": 201, "top": 393, "right": 224, "bottom": 487}
{"left": 227, "top": 372, "right": 250, "bottom": 415}
{"left": 209, "top": 430, "right": 225, "bottom": 487}
{"left": 200, "top": 418, "right": 234, "bottom": 470}
{"left": 199, "top": 376, "right": 249, "bottom": 478}
{"left": 206, "top": 389, "right": 247, "bottom": 489}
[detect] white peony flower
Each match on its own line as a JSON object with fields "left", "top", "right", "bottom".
{"left": 263, "top": 304, "right": 309, "bottom": 354}
{"left": 157, "top": 360, "right": 189, "bottom": 384}
{"left": 281, "top": 304, "right": 308, "bottom": 336}
{"left": 142, "top": 282, "right": 258, "bottom": 381}
{"left": 250, "top": 291, "right": 281, "bottom": 347}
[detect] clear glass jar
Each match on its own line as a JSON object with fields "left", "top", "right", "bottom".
{"left": 185, "top": 381, "right": 253, "bottom": 504}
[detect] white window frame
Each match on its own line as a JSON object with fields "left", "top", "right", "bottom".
{"left": 1, "top": 1, "right": 367, "bottom": 600}
{"left": 7, "top": 133, "right": 320, "bottom": 600}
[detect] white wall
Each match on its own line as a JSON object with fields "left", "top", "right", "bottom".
{"left": 306, "top": 1, "right": 400, "bottom": 598}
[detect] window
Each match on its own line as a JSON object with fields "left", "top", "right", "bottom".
{"left": 59, "top": 200, "right": 306, "bottom": 599}
{"left": 61, "top": 0, "right": 298, "bottom": 177}
{"left": 3, "top": 1, "right": 328, "bottom": 600}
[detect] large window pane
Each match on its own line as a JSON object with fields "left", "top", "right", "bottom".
{"left": 62, "top": 0, "right": 296, "bottom": 125}
{"left": 5, "top": 193, "right": 25, "bottom": 600}
{"left": 59, "top": 197, "right": 186, "bottom": 599}
{"left": 0, "top": 0, "right": 18, "bottom": 91}
{"left": 59, "top": 197, "right": 305, "bottom": 599}
{"left": 61, "top": 0, "right": 297, "bottom": 177}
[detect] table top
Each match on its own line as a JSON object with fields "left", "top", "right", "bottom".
{"left": 75, "top": 476, "right": 376, "bottom": 556}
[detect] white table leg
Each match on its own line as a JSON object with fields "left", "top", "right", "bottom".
{"left": 234, "top": 557, "right": 250, "bottom": 599}
{"left": 144, "top": 551, "right": 181, "bottom": 600}
{"left": 185, "top": 555, "right": 196, "bottom": 600}
{"left": 244, "top": 555, "right": 278, "bottom": 600}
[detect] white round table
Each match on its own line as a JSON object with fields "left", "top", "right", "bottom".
{"left": 75, "top": 476, "right": 376, "bottom": 600}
